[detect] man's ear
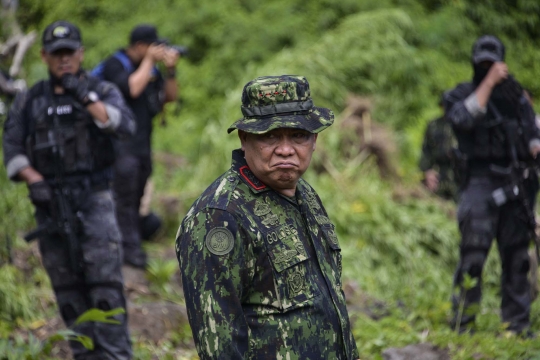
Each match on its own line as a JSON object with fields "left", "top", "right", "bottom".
{"left": 312, "top": 134, "right": 318, "bottom": 152}
{"left": 40, "top": 49, "right": 47, "bottom": 63}
{"left": 238, "top": 130, "right": 247, "bottom": 151}
{"left": 78, "top": 47, "right": 85, "bottom": 63}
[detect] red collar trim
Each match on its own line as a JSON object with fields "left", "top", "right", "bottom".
{"left": 239, "top": 166, "right": 267, "bottom": 190}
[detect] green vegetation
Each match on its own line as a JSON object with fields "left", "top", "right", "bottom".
{"left": 0, "top": 308, "right": 125, "bottom": 359}
{"left": 2, "top": 0, "right": 540, "bottom": 358}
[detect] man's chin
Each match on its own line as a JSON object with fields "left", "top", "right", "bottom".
{"left": 275, "top": 171, "right": 298, "bottom": 183}
{"left": 273, "top": 175, "right": 300, "bottom": 189}
{"left": 58, "top": 68, "right": 76, "bottom": 75}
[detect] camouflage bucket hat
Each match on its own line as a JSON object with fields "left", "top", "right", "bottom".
{"left": 227, "top": 75, "right": 334, "bottom": 134}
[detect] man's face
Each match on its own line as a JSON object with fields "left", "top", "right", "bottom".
{"left": 41, "top": 48, "right": 83, "bottom": 78}
{"left": 239, "top": 128, "right": 317, "bottom": 196}
{"left": 132, "top": 42, "right": 150, "bottom": 63}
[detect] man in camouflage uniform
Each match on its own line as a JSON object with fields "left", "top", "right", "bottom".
{"left": 419, "top": 94, "right": 458, "bottom": 201}
{"left": 176, "top": 75, "right": 360, "bottom": 359}
{"left": 3, "top": 21, "right": 134, "bottom": 358}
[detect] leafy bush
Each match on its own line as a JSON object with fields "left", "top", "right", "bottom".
{"left": 0, "top": 265, "right": 50, "bottom": 334}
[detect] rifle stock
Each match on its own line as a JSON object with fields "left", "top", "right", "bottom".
{"left": 24, "top": 219, "right": 55, "bottom": 242}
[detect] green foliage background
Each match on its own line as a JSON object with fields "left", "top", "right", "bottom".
{"left": 2, "top": 0, "right": 540, "bottom": 358}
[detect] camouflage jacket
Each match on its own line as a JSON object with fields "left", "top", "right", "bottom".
{"left": 176, "top": 149, "right": 359, "bottom": 360}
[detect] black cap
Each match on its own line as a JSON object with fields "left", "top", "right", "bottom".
{"left": 130, "top": 24, "right": 161, "bottom": 45}
{"left": 472, "top": 35, "right": 505, "bottom": 64}
{"left": 42, "top": 20, "right": 82, "bottom": 53}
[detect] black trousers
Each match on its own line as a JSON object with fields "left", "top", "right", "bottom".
{"left": 452, "top": 176, "right": 532, "bottom": 332}
{"left": 113, "top": 154, "right": 152, "bottom": 267}
{"left": 36, "top": 189, "right": 132, "bottom": 360}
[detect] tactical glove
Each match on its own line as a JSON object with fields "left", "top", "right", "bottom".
{"left": 28, "top": 181, "right": 52, "bottom": 208}
{"left": 61, "top": 73, "right": 90, "bottom": 105}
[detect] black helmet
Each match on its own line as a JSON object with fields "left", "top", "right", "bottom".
{"left": 471, "top": 35, "right": 505, "bottom": 64}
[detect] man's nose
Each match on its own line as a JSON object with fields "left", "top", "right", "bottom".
{"left": 275, "top": 137, "right": 295, "bottom": 156}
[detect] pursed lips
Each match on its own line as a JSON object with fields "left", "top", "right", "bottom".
{"left": 272, "top": 162, "right": 298, "bottom": 168}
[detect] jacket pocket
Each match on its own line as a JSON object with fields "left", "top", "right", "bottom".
{"left": 264, "top": 223, "right": 319, "bottom": 311}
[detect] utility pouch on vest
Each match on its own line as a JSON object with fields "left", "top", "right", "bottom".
{"left": 32, "top": 115, "right": 57, "bottom": 176}
{"left": 490, "top": 183, "right": 520, "bottom": 207}
{"left": 31, "top": 107, "right": 91, "bottom": 176}
{"left": 488, "top": 164, "right": 524, "bottom": 207}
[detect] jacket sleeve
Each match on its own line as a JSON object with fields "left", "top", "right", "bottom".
{"left": 517, "top": 95, "right": 540, "bottom": 151}
{"left": 94, "top": 80, "right": 136, "bottom": 138}
{"left": 176, "top": 208, "right": 251, "bottom": 359}
{"left": 2, "top": 91, "right": 30, "bottom": 181}
{"left": 445, "top": 83, "right": 485, "bottom": 131}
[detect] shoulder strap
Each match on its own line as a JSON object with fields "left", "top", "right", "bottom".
{"left": 205, "top": 173, "right": 239, "bottom": 211}
{"left": 112, "top": 51, "right": 135, "bottom": 74}
{"left": 25, "top": 80, "right": 51, "bottom": 135}
{"left": 113, "top": 50, "right": 160, "bottom": 77}
{"left": 90, "top": 51, "right": 135, "bottom": 79}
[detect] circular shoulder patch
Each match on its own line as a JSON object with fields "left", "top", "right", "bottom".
{"left": 205, "top": 227, "right": 235, "bottom": 256}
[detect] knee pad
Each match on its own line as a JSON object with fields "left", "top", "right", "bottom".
{"left": 88, "top": 284, "right": 126, "bottom": 313}
{"left": 467, "top": 264, "right": 483, "bottom": 278}
{"left": 97, "top": 300, "right": 112, "bottom": 311}
{"left": 61, "top": 304, "right": 78, "bottom": 322}
{"left": 85, "top": 284, "right": 131, "bottom": 359}
{"left": 55, "top": 290, "right": 88, "bottom": 325}
{"left": 462, "top": 251, "right": 487, "bottom": 278}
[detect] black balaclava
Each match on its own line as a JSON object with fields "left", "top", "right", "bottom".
{"left": 473, "top": 63, "right": 492, "bottom": 87}
{"left": 49, "top": 68, "right": 84, "bottom": 87}
{"left": 471, "top": 35, "right": 505, "bottom": 87}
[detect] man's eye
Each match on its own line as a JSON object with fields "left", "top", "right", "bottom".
{"left": 292, "top": 132, "right": 309, "bottom": 139}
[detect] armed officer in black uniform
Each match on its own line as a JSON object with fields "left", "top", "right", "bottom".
{"left": 446, "top": 35, "right": 540, "bottom": 336}
{"left": 2, "top": 21, "right": 135, "bottom": 359}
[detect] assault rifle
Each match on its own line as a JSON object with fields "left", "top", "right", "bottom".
{"left": 24, "top": 101, "right": 82, "bottom": 274}
{"left": 24, "top": 186, "right": 81, "bottom": 273}
{"left": 487, "top": 103, "right": 540, "bottom": 290}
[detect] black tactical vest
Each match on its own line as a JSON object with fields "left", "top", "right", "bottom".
{"left": 455, "top": 105, "right": 529, "bottom": 163}
{"left": 25, "top": 80, "right": 115, "bottom": 178}
{"left": 456, "top": 111, "right": 530, "bottom": 163}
